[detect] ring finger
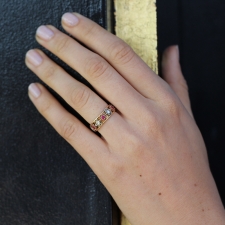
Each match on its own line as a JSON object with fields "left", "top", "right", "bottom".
{"left": 25, "top": 49, "right": 125, "bottom": 139}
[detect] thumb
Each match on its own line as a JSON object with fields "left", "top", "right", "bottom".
{"left": 162, "top": 45, "right": 193, "bottom": 117}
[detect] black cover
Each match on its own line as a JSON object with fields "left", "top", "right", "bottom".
{"left": 0, "top": 0, "right": 117, "bottom": 225}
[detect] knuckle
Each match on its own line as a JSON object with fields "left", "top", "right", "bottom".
{"left": 42, "top": 65, "right": 56, "bottom": 81}
{"left": 82, "top": 24, "right": 100, "bottom": 39}
{"left": 120, "top": 128, "right": 145, "bottom": 157}
{"left": 164, "top": 95, "right": 180, "bottom": 117}
{"left": 61, "top": 119, "right": 79, "bottom": 141}
{"left": 147, "top": 113, "right": 162, "bottom": 134}
{"left": 56, "top": 37, "right": 70, "bottom": 54}
{"left": 107, "top": 158, "right": 125, "bottom": 182}
{"left": 128, "top": 134, "right": 145, "bottom": 157}
{"left": 86, "top": 56, "right": 108, "bottom": 80}
{"left": 110, "top": 41, "right": 135, "bottom": 64}
{"left": 138, "top": 105, "right": 162, "bottom": 136}
{"left": 71, "top": 86, "right": 91, "bottom": 109}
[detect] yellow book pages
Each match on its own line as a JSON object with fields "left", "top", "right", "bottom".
{"left": 115, "top": 0, "right": 158, "bottom": 74}
{"left": 115, "top": 1, "right": 158, "bottom": 224}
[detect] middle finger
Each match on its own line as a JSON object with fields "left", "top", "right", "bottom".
{"left": 35, "top": 25, "right": 146, "bottom": 115}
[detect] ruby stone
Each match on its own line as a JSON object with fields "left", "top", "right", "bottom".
{"left": 101, "top": 115, "right": 106, "bottom": 120}
{"left": 91, "top": 124, "right": 97, "bottom": 131}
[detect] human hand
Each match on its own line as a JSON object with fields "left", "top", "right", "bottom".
{"left": 25, "top": 13, "right": 225, "bottom": 225}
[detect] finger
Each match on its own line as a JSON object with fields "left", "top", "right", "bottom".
{"left": 35, "top": 25, "right": 146, "bottom": 115}
{"left": 25, "top": 49, "right": 126, "bottom": 139}
{"left": 162, "top": 45, "right": 193, "bottom": 117}
{"left": 27, "top": 82, "right": 109, "bottom": 169}
{"left": 61, "top": 12, "right": 167, "bottom": 100}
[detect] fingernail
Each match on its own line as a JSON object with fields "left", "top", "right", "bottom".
{"left": 28, "top": 83, "right": 41, "bottom": 98}
{"left": 36, "top": 25, "right": 54, "bottom": 40}
{"left": 26, "top": 50, "right": 43, "bottom": 66}
{"left": 62, "top": 13, "right": 79, "bottom": 27}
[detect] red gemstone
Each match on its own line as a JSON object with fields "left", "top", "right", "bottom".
{"left": 101, "top": 115, "right": 106, "bottom": 120}
{"left": 109, "top": 105, "right": 115, "bottom": 112}
{"left": 90, "top": 124, "right": 97, "bottom": 131}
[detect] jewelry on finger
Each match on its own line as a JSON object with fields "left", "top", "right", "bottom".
{"left": 90, "top": 105, "right": 116, "bottom": 132}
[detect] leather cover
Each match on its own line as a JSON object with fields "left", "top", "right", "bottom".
{"left": 0, "top": 0, "right": 117, "bottom": 224}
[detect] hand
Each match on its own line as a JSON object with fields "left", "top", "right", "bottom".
{"left": 25, "top": 13, "right": 225, "bottom": 225}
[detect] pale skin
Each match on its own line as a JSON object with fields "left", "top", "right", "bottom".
{"left": 25, "top": 13, "right": 225, "bottom": 225}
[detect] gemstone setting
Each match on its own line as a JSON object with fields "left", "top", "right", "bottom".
{"left": 95, "top": 120, "right": 101, "bottom": 126}
{"left": 90, "top": 124, "right": 98, "bottom": 131}
{"left": 104, "top": 109, "right": 111, "bottom": 116}
{"left": 109, "top": 105, "right": 116, "bottom": 112}
{"left": 101, "top": 115, "right": 106, "bottom": 120}
{"left": 90, "top": 105, "right": 116, "bottom": 132}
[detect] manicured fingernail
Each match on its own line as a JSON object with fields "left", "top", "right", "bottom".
{"left": 28, "top": 83, "right": 41, "bottom": 98}
{"left": 36, "top": 25, "right": 54, "bottom": 40}
{"left": 62, "top": 13, "right": 79, "bottom": 26}
{"left": 26, "top": 50, "right": 43, "bottom": 66}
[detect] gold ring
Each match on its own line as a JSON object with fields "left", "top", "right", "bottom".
{"left": 90, "top": 105, "right": 116, "bottom": 132}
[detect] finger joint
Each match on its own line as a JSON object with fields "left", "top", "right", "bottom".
{"left": 42, "top": 65, "right": 56, "bottom": 81}
{"left": 110, "top": 41, "right": 135, "bottom": 65}
{"left": 71, "top": 86, "right": 91, "bottom": 110}
{"left": 56, "top": 37, "right": 71, "bottom": 54}
{"left": 85, "top": 56, "right": 109, "bottom": 80}
{"left": 61, "top": 119, "right": 79, "bottom": 141}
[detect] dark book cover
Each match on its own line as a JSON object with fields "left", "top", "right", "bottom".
{"left": 0, "top": 0, "right": 118, "bottom": 224}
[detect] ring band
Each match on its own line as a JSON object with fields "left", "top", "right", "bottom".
{"left": 90, "top": 105, "right": 116, "bottom": 132}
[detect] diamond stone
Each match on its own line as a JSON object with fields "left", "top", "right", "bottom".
{"left": 95, "top": 120, "right": 101, "bottom": 126}
{"left": 105, "top": 109, "right": 111, "bottom": 116}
